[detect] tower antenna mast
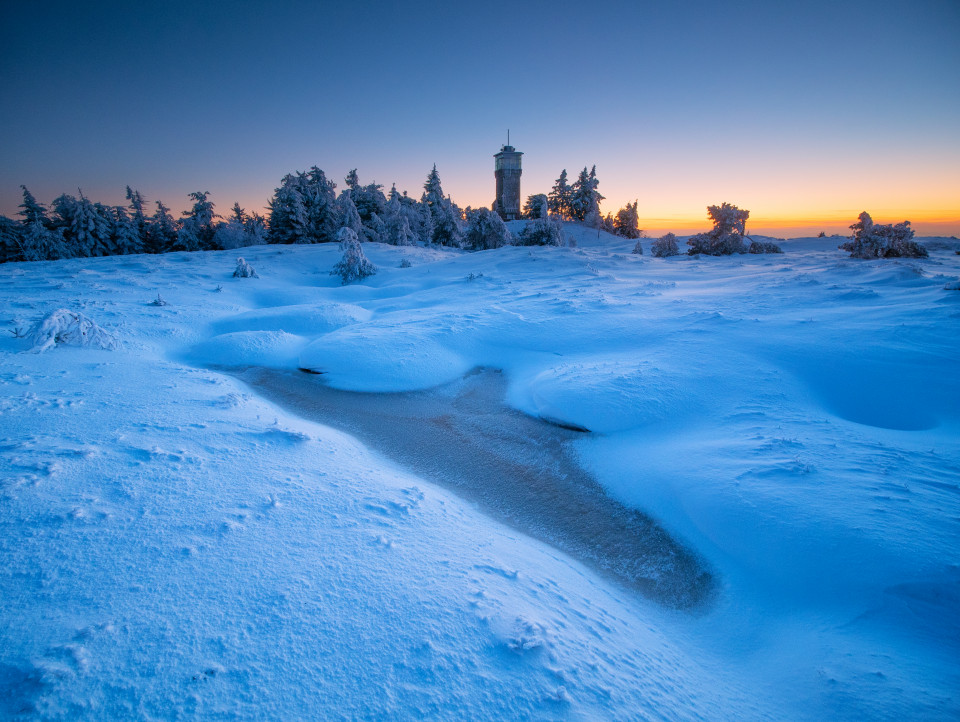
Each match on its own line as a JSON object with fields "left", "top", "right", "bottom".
{"left": 507, "top": 129, "right": 510, "bottom": 146}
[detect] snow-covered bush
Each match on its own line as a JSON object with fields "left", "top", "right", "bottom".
{"left": 331, "top": 227, "right": 377, "bottom": 284}
{"left": 517, "top": 215, "right": 564, "bottom": 246}
{"left": 687, "top": 232, "right": 746, "bottom": 255}
{"left": 944, "top": 280, "right": 960, "bottom": 291}
{"left": 27, "top": 309, "right": 118, "bottom": 352}
{"left": 631, "top": 240, "right": 643, "bottom": 255}
{"left": 233, "top": 257, "right": 258, "bottom": 278}
{"left": 651, "top": 233, "right": 680, "bottom": 257}
{"left": 687, "top": 203, "right": 749, "bottom": 256}
{"left": 839, "top": 212, "right": 927, "bottom": 259}
{"left": 748, "top": 240, "right": 783, "bottom": 254}
{"left": 463, "top": 208, "right": 513, "bottom": 250}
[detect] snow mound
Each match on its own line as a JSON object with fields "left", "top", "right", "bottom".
{"left": 27, "top": 309, "right": 118, "bottom": 353}
{"left": 299, "top": 326, "right": 470, "bottom": 391}
{"left": 212, "top": 303, "right": 372, "bottom": 337}
{"left": 187, "top": 330, "right": 306, "bottom": 368}
{"left": 524, "top": 358, "right": 692, "bottom": 433}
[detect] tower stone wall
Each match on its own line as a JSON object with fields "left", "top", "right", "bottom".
{"left": 493, "top": 144, "right": 523, "bottom": 221}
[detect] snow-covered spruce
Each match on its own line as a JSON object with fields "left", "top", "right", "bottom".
{"left": 233, "top": 257, "right": 258, "bottom": 278}
{"left": 632, "top": 240, "right": 643, "bottom": 255}
{"left": 26, "top": 308, "right": 118, "bottom": 352}
{"left": 331, "top": 227, "right": 377, "bottom": 284}
{"left": 651, "top": 233, "right": 680, "bottom": 257}
{"left": 615, "top": 201, "right": 642, "bottom": 239}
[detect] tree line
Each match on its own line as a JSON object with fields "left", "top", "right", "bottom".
{"left": 0, "top": 162, "right": 650, "bottom": 264}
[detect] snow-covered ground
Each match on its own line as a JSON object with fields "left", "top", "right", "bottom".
{"left": 1, "top": 225, "right": 958, "bottom": 719}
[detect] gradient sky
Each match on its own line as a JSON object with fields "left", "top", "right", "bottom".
{"left": 2, "top": 0, "right": 958, "bottom": 236}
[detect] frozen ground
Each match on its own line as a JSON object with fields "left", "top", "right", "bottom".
{"left": 0, "top": 225, "right": 958, "bottom": 719}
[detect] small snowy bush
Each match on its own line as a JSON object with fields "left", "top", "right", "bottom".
{"left": 27, "top": 309, "right": 118, "bottom": 352}
{"left": 839, "top": 212, "right": 927, "bottom": 259}
{"left": 517, "top": 215, "right": 564, "bottom": 246}
{"left": 233, "top": 257, "right": 258, "bottom": 278}
{"left": 651, "top": 233, "right": 680, "bottom": 257}
{"left": 631, "top": 240, "right": 643, "bottom": 255}
{"left": 748, "top": 240, "right": 783, "bottom": 254}
{"left": 331, "top": 227, "right": 377, "bottom": 284}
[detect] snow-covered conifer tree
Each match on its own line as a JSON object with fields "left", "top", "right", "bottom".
{"left": 146, "top": 200, "right": 177, "bottom": 254}
{"left": 568, "top": 166, "right": 605, "bottom": 223}
{"left": 0, "top": 216, "right": 22, "bottom": 263}
{"left": 614, "top": 201, "right": 641, "bottom": 239}
{"left": 244, "top": 212, "right": 268, "bottom": 246}
{"left": 422, "top": 164, "right": 444, "bottom": 210}
{"left": 463, "top": 208, "right": 513, "bottom": 250}
{"left": 112, "top": 206, "right": 142, "bottom": 255}
{"left": 365, "top": 212, "right": 387, "bottom": 244}
{"left": 335, "top": 191, "right": 363, "bottom": 239}
{"left": 345, "top": 169, "right": 360, "bottom": 192}
{"left": 268, "top": 179, "right": 311, "bottom": 244}
{"left": 126, "top": 186, "right": 148, "bottom": 243}
{"left": 431, "top": 197, "right": 463, "bottom": 246}
{"left": 53, "top": 193, "right": 111, "bottom": 257}
{"left": 214, "top": 218, "right": 248, "bottom": 250}
{"left": 394, "top": 215, "right": 414, "bottom": 246}
{"left": 18, "top": 218, "right": 65, "bottom": 261}
{"left": 583, "top": 192, "right": 602, "bottom": 229}
{"left": 331, "top": 227, "right": 377, "bottom": 283}
{"left": 523, "top": 194, "right": 548, "bottom": 220}
{"left": 548, "top": 170, "right": 572, "bottom": 219}
{"left": 302, "top": 167, "right": 339, "bottom": 242}
{"left": 17, "top": 186, "right": 50, "bottom": 228}
{"left": 175, "top": 191, "right": 218, "bottom": 251}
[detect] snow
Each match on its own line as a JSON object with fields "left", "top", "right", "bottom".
{"left": 1, "top": 224, "right": 958, "bottom": 719}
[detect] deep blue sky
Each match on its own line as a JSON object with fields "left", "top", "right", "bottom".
{"left": 2, "top": 0, "right": 958, "bottom": 234}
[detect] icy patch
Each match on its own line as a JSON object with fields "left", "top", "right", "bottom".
{"left": 299, "top": 326, "right": 471, "bottom": 392}
{"left": 237, "top": 367, "right": 713, "bottom": 608}
{"left": 211, "top": 302, "right": 372, "bottom": 337}
{"left": 186, "top": 330, "right": 307, "bottom": 368}
{"left": 26, "top": 309, "right": 118, "bottom": 353}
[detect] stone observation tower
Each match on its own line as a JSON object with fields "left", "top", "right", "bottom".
{"left": 493, "top": 132, "right": 523, "bottom": 221}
